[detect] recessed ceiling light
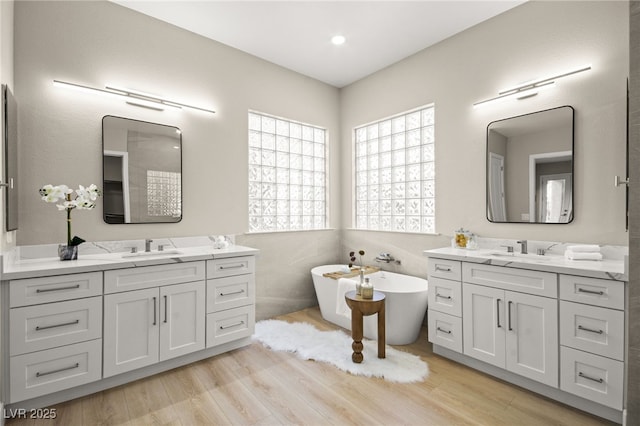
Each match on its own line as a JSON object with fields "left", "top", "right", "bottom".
{"left": 331, "top": 35, "right": 346, "bottom": 46}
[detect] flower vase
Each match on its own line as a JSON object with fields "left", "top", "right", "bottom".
{"left": 356, "top": 269, "right": 364, "bottom": 296}
{"left": 58, "top": 244, "right": 78, "bottom": 261}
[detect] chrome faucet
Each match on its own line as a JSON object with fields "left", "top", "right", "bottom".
{"left": 517, "top": 240, "right": 528, "bottom": 254}
{"left": 145, "top": 239, "right": 153, "bottom": 252}
{"left": 375, "top": 253, "right": 393, "bottom": 263}
{"left": 375, "top": 253, "right": 397, "bottom": 263}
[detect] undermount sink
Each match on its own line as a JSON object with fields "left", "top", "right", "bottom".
{"left": 121, "top": 249, "right": 182, "bottom": 258}
{"left": 481, "top": 250, "right": 552, "bottom": 262}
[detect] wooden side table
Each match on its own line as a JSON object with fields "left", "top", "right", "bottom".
{"left": 344, "top": 290, "right": 386, "bottom": 363}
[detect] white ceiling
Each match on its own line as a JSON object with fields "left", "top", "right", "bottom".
{"left": 114, "top": 1, "right": 526, "bottom": 88}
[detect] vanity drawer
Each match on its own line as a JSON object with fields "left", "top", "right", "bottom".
{"left": 10, "top": 272, "right": 102, "bottom": 308}
{"left": 462, "top": 263, "right": 557, "bottom": 298}
{"left": 428, "top": 310, "right": 462, "bottom": 353}
{"left": 104, "top": 261, "right": 205, "bottom": 293}
{"left": 560, "top": 346, "right": 623, "bottom": 410}
{"left": 207, "top": 256, "right": 255, "bottom": 279}
{"left": 559, "top": 301, "right": 624, "bottom": 361}
{"left": 10, "top": 296, "right": 102, "bottom": 356}
{"left": 427, "top": 258, "right": 461, "bottom": 281}
{"left": 206, "top": 305, "right": 255, "bottom": 347}
{"left": 207, "top": 275, "right": 255, "bottom": 313}
{"left": 559, "top": 275, "right": 625, "bottom": 310}
{"left": 10, "top": 339, "right": 102, "bottom": 403}
{"left": 428, "top": 277, "right": 462, "bottom": 317}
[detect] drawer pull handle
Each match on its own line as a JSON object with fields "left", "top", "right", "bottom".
{"left": 507, "top": 301, "right": 513, "bottom": 331}
{"left": 577, "top": 288, "right": 605, "bottom": 296}
{"left": 36, "top": 362, "right": 80, "bottom": 377}
{"left": 435, "top": 293, "right": 451, "bottom": 300}
{"left": 436, "top": 327, "right": 451, "bottom": 334}
{"left": 36, "top": 284, "right": 80, "bottom": 293}
{"left": 435, "top": 266, "right": 451, "bottom": 272}
{"left": 496, "top": 298, "right": 502, "bottom": 328}
{"left": 578, "top": 372, "right": 604, "bottom": 384}
{"left": 35, "top": 319, "right": 80, "bottom": 331}
{"left": 220, "top": 321, "right": 245, "bottom": 330}
{"left": 220, "top": 289, "right": 245, "bottom": 296}
{"left": 578, "top": 325, "right": 604, "bottom": 335}
{"left": 219, "top": 264, "right": 245, "bottom": 270}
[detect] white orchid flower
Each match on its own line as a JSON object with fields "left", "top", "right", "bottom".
{"left": 39, "top": 183, "right": 101, "bottom": 248}
{"left": 39, "top": 184, "right": 65, "bottom": 203}
{"left": 76, "top": 184, "right": 100, "bottom": 203}
{"left": 41, "top": 183, "right": 100, "bottom": 212}
{"left": 75, "top": 199, "right": 96, "bottom": 210}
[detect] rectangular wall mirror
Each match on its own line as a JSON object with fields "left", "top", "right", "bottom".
{"left": 486, "top": 106, "right": 574, "bottom": 224}
{"left": 102, "top": 116, "right": 182, "bottom": 224}
{"left": 3, "top": 84, "right": 18, "bottom": 231}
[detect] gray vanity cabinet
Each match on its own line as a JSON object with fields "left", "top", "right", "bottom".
{"left": 7, "top": 272, "right": 104, "bottom": 403}
{"left": 103, "top": 262, "right": 206, "bottom": 378}
{"left": 426, "top": 252, "right": 627, "bottom": 423}
{"left": 2, "top": 249, "right": 258, "bottom": 410}
{"left": 205, "top": 256, "right": 256, "bottom": 347}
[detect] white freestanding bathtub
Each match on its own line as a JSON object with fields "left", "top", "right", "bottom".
{"left": 311, "top": 264, "right": 429, "bottom": 345}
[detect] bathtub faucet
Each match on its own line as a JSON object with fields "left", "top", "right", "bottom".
{"left": 375, "top": 253, "right": 395, "bottom": 263}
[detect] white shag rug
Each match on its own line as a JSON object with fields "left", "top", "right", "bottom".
{"left": 252, "top": 319, "right": 428, "bottom": 383}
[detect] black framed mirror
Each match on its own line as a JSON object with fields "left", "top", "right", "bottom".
{"left": 3, "top": 84, "right": 18, "bottom": 231}
{"left": 102, "top": 116, "right": 182, "bottom": 224}
{"left": 486, "top": 106, "right": 574, "bottom": 224}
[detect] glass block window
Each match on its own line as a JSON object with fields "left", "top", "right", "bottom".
{"left": 248, "top": 111, "right": 327, "bottom": 232}
{"left": 147, "top": 170, "right": 181, "bottom": 217}
{"left": 354, "top": 105, "right": 435, "bottom": 233}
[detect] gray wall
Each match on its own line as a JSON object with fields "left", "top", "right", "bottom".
{"left": 341, "top": 1, "right": 629, "bottom": 283}
{"left": 7, "top": 1, "right": 633, "bottom": 327}
{"left": 13, "top": 1, "right": 342, "bottom": 320}
{"left": 628, "top": 1, "right": 639, "bottom": 422}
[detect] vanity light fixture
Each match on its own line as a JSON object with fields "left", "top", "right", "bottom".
{"left": 53, "top": 80, "right": 216, "bottom": 114}
{"left": 473, "top": 64, "right": 591, "bottom": 109}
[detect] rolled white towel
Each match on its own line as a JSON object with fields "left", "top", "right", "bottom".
{"left": 565, "top": 250, "right": 603, "bottom": 261}
{"left": 567, "top": 244, "right": 601, "bottom": 253}
{"left": 336, "top": 278, "right": 357, "bottom": 318}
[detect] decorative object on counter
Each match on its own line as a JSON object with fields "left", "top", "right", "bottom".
{"left": 38, "top": 184, "right": 101, "bottom": 260}
{"left": 453, "top": 228, "right": 472, "bottom": 248}
{"left": 361, "top": 277, "right": 374, "bottom": 299}
{"left": 212, "top": 235, "right": 231, "bottom": 249}
{"left": 564, "top": 244, "right": 603, "bottom": 261}
{"left": 466, "top": 234, "right": 478, "bottom": 250}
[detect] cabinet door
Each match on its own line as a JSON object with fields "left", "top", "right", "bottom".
{"left": 505, "top": 291, "right": 558, "bottom": 387}
{"left": 160, "top": 281, "right": 206, "bottom": 361}
{"left": 463, "top": 283, "right": 505, "bottom": 368}
{"left": 103, "top": 288, "right": 159, "bottom": 378}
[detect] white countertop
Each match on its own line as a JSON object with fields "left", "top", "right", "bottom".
{"left": 423, "top": 247, "right": 627, "bottom": 281}
{"left": 2, "top": 245, "right": 259, "bottom": 280}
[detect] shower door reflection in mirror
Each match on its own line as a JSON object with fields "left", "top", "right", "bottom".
{"left": 102, "top": 116, "right": 182, "bottom": 224}
{"left": 486, "top": 106, "right": 574, "bottom": 224}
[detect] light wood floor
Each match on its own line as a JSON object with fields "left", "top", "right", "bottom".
{"left": 7, "top": 307, "right": 614, "bottom": 426}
